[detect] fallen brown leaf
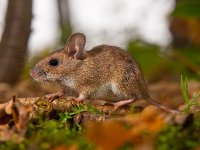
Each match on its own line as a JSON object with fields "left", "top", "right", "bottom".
{"left": 0, "top": 96, "right": 32, "bottom": 143}
{"left": 85, "top": 106, "right": 164, "bottom": 150}
{"left": 85, "top": 121, "right": 131, "bottom": 150}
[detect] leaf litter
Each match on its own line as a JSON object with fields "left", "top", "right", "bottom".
{"left": 0, "top": 80, "right": 199, "bottom": 149}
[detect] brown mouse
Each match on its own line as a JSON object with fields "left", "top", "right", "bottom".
{"left": 30, "top": 33, "right": 179, "bottom": 113}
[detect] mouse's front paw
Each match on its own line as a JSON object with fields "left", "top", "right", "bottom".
{"left": 73, "top": 94, "right": 85, "bottom": 104}
{"left": 74, "top": 98, "right": 84, "bottom": 104}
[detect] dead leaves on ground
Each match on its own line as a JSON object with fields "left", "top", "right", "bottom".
{"left": 0, "top": 80, "right": 199, "bottom": 148}
{"left": 0, "top": 96, "right": 165, "bottom": 148}
{"left": 0, "top": 96, "right": 125, "bottom": 143}
{"left": 85, "top": 106, "right": 164, "bottom": 150}
{"left": 0, "top": 95, "right": 198, "bottom": 145}
{"left": 0, "top": 96, "right": 32, "bottom": 143}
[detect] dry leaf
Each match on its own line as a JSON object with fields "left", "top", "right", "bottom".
{"left": 85, "top": 106, "right": 164, "bottom": 150}
{"left": 85, "top": 121, "right": 131, "bottom": 150}
{"left": 0, "top": 96, "right": 32, "bottom": 143}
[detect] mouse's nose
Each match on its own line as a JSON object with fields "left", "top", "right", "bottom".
{"left": 30, "top": 66, "right": 44, "bottom": 78}
{"left": 30, "top": 67, "right": 38, "bottom": 78}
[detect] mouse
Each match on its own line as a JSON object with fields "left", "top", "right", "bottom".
{"left": 30, "top": 33, "right": 179, "bottom": 113}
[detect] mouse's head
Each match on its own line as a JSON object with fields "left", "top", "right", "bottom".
{"left": 30, "top": 33, "right": 86, "bottom": 82}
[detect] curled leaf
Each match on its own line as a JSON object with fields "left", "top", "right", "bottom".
{"left": 0, "top": 96, "right": 32, "bottom": 143}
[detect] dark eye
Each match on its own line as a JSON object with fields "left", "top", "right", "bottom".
{"left": 48, "top": 58, "right": 59, "bottom": 66}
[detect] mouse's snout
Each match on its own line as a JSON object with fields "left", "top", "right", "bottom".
{"left": 30, "top": 66, "right": 46, "bottom": 80}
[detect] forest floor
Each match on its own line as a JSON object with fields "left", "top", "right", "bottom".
{"left": 0, "top": 79, "right": 200, "bottom": 150}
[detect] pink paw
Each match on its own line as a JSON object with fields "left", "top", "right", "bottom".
{"left": 75, "top": 98, "right": 84, "bottom": 104}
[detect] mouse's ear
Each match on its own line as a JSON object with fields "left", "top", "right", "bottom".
{"left": 64, "top": 33, "right": 86, "bottom": 59}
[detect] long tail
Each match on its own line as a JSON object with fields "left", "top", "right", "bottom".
{"left": 146, "top": 98, "right": 180, "bottom": 113}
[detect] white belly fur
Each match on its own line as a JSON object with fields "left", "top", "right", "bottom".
{"left": 91, "top": 82, "right": 126, "bottom": 101}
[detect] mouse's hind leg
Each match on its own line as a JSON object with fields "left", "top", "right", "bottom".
{"left": 112, "top": 99, "right": 136, "bottom": 110}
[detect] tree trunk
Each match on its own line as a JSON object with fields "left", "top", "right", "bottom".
{"left": 0, "top": 0, "right": 32, "bottom": 85}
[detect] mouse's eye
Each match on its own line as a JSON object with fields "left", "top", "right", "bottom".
{"left": 48, "top": 58, "right": 59, "bottom": 66}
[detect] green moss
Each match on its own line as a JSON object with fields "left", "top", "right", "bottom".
{"left": 0, "top": 105, "right": 97, "bottom": 150}
{"left": 156, "top": 114, "right": 200, "bottom": 150}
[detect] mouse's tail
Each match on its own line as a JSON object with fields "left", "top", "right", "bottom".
{"left": 145, "top": 97, "right": 180, "bottom": 114}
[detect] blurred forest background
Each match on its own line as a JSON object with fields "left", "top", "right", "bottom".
{"left": 0, "top": 0, "right": 200, "bottom": 101}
